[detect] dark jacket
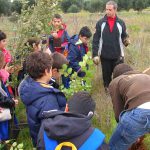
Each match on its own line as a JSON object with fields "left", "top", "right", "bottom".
{"left": 0, "top": 81, "right": 15, "bottom": 109}
{"left": 67, "top": 35, "right": 88, "bottom": 74}
{"left": 37, "top": 111, "right": 107, "bottom": 150}
{"left": 92, "top": 15, "right": 128, "bottom": 59}
{"left": 49, "top": 24, "right": 70, "bottom": 53}
{"left": 109, "top": 71, "right": 150, "bottom": 122}
{"left": 18, "top": 76, "right": 67, "bottom": 146}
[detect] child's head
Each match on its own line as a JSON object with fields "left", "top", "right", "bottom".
{"left": 0, "top": 30, "right": 7, "bottom": 50}
{"left": 67, "top": 91, "right": 96, "bottom": 116}
{"left": 26, "top": 51, "right": 53, "bottom": 81}
{"left": 113, "top": 63, "right": 133, "bottom": 79}
{"left": 51, "top": 52, "right": 68, "bottom": 80}
{"left": 26, "top": 38, "right": 41, "bottom": 52}
{"left": 52, "top": 14, "right": 63, "bottom": 29}
{"left": 79, "top": 26, "right": 92, "bottom": 45}
{"left": 0, "top": 52, "right": 5, "bottom": 69}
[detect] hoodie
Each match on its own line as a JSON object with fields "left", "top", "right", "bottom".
{"left": 18, "top": 76, "right": 67, "bottom": 146}
{"left": 67, "top": 35, "right": 88, "bottom": 73}
{"left": 37, "top": 111, "right": 106, "bottom": 150}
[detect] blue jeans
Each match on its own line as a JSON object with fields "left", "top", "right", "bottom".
{"left": 109, "top": 108, "right": 150, "bottom": 150}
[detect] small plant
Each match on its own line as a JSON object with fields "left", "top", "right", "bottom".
{"left": 60, "top": 51, "right": 95, "bottom": 99}
{"left": 0, "top": 140, "right": 23, "bottom": 150}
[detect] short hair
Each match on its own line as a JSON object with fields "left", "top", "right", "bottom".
{"left": 53, "top": 14, "right": 62, "bottom": 20}
{"left": 113, "top": 63, "right": 133, "bottom": 79}
{"left": 51, "top": 52, "right": 68, "bottom": 69}
{"left": 26, "top": 51, "right": 53, "bottom": 80}
{"left": 106, "top": 1, "right": 118, "bottom": 10}
{"left": 25, "top": 38, "right": 40, "bottom": 48}
{"left": 68, "top": 91, "right": 96, "bottom": 116}
{"left": 0, "top": 52, "right": 5, "bottom": 69}
{"left": 0, "top": 30, "right": 7, "bottom": 41}
{"left": 79, "top": 26, "right": 92, "bottom": 38}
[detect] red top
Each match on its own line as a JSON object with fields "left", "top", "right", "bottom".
{"left": 1, "top": 48, "right": 12, "bottom": 63}
{"left": 107, "top": 16, "right": 116, "bottom": 32}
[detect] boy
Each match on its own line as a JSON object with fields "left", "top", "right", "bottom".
{"left": 37, "top": 91, "right": 108, "bottom": 150}
{"left": 67, "top": 26, "right": 92, "bottom": 77}
{"left": 48, "top": 14, "right": 70, "bottom": 55}
{"left": 50, "top": 52, "right": 69, "bottom": 89}
{"left": 18, "top": 52, "right": 67, "bottom": 147}
{"left": 108, "top": 63, "right": 150, "bottom": 150}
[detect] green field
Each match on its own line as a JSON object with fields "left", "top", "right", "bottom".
{"left": 0, "top": 10, "right": 150, "bottom": 149}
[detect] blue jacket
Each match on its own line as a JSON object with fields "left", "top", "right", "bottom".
{"left": 67, "top": 35, "right": 88, "bottom": 73}
{"left": 18, "top": 76, "right": 67, "bottom": 146}
{"left": 37, "top": 111, "right": 107, "bottom": 150}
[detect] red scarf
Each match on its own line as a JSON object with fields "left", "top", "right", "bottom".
{"left": 107, "top": 16, "right": 116, "bottom": 32}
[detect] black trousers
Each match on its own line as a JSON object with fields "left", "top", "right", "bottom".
{"left": 100, "top": 57, "right": 124, "bottom": 88}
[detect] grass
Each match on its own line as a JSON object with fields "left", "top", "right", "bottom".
{"left": 0, "top": 10, "right": 150, "bottom": 149}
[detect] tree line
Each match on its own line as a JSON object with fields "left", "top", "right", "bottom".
{"left": 0, "top": 0, "right": 150, "bottom": 16}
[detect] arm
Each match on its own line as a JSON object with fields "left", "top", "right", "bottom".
{"left": 121, "top": 21, "right": 130, "bottom": 47}
{"left": 67, "top": 44, "right": 81, "bottom": 72}
{"left": 0, "top": 92, "right": 15, "bottom": 108}
{"left": 57, "top": 92, "right": 67, "bottom": 111}
{"left": 92, "top": 21, "right": 101, "bottom": 58}
{"left": 109, "top": 79, "right": 124, "bottom": 122}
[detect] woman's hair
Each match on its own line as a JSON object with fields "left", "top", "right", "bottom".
{"left": 0, "top": 30, "right": 7, "bottom": 41}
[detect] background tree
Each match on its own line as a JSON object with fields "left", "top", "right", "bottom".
{"left": 132, "top": 0, "right": 149, "bottom": 12}
{"left": 60, "top": 0, "right": 83, "bottom": 13}
{"left": 11, "top": 0, "right": 22, "bottom": 14}
{"left": 0, "top": 0, "right": 11, "bottom": 16}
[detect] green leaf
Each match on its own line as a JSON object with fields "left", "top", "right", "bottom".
{"left": 17, "top": 143, "right": 24, "bottom": 149}
{"left": 67, "top": 68, "right": 72, "bottom": 74}
{"left": 62, "top": 64, "right": 67, "bottom": 70}
{"left": 12, "top": 142, "right": 17, "bottom": 147}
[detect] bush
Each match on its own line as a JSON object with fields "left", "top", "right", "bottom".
{"left": 67, "top": 4, "right": 80, "bottom": 13}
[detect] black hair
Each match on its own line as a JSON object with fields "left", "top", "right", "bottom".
{"left": 79, "top": 26, "right": 92, "bottom": 38}
{"left": 68, "top": 91, "right": 96, "bottom": 116}
{"left": 51, "top": 52, "right": 68, "bottom": 69}
{"left": 0, "top": 30, "right": 7, "bottom": 41}
{"left": 53, "top": 14, "right": 62, "bottom": 19}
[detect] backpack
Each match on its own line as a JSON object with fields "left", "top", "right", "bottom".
{"left": 44, "top": 128, "right": 105, "bottom": 150}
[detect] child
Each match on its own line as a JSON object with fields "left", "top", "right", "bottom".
{"left": 0, "top": 52, "right": 18, "bottom": 141}
{"left": 0, "top": 30, "right": 13, "bottom": 83}
{"left": 18, "top": 52, "right": 67, "bottom": 147}
{"left": 67, "top": 26, "right": 92, "bottom": 77}
{"left": 17, "top": 38, "right": 42, "bottom": 82}
{"left": 37, "top": 91, "right": 108, "bottom": 150}
{"left": 50, "top": 52, "right": 69, "bottom": 89}
{"left": 48, "top": 14, "right": 70, "bottom": 55}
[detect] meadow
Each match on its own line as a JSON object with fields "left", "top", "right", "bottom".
{"left": 0, "top": 10, "right": 150, "bottom": 149}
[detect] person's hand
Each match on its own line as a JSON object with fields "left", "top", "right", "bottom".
{"left": 0, "top": 107, "right": 3, "bottom": 113}
{"left": 5, "top": 65, "right": 14, "bottom": 73}
{"left": 123, "top": 37, "right": 130, "bottom": 47}
{"left": 12, "top": 98, "right": 19, "bottom": 106}
{"left": 51, "top": 32, "right": 58, "bottom": 39}
{"left": 93, "top": 56, "right": 100, "bottom": 65}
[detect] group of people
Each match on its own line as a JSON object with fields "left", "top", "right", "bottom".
{"left": 0, "top": 0, "right": 150, "bottom": 150}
